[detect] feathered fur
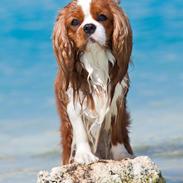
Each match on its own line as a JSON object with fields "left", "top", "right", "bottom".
{"left": 53, "top": 0, "right": 133, "bottom": 164}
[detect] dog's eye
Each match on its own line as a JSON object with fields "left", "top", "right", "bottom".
{"left": 71, "top": 19, "right": 80, "bottom": 26}
{"left": 97, "top": 14, "right": 107, "bottom": 22}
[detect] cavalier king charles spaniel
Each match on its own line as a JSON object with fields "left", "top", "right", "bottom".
{"left": 53, "top": 0, "right": 133, "bottom": 165}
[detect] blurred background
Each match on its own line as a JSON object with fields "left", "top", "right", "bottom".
{"left": 0, "top": 0, "right": 182, "bottom": 182}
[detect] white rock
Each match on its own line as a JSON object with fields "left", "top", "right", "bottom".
{"left": 37, "top": 156, "right": 165, "bottom": 183}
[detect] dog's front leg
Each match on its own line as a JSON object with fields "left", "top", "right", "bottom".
{"left": 67, "top": 98, "right": 99, "bottom": 164}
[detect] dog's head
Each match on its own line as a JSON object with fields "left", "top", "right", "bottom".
{"left": 53, "top": 0, "right": 132, "bottom": 88}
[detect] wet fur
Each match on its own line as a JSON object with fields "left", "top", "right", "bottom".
{"left": 53, "top": 0, "right": 133, "bottom": 164}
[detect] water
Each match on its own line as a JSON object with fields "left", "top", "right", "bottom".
{"left": 0, "top": 0, "right": 182, "bottom": 182}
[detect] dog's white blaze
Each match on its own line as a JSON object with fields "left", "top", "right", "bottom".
{"left": 77, "top": 0, "right": 106, "bottom": 45}
{"left": 77, "top": 0, "right": 92, "bottom": 16}
{"left": 112, "top": 143, "right": 131, "bottom": 160}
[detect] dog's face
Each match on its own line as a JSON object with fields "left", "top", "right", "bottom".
{"left": 65, "top": 0, "right": 114, "bottom": 49}
{"left": 53, "top": 0, "right": 132, "bottom": 87}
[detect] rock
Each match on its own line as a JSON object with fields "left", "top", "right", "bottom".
{"left": 37, "top": 156, "right": 165, "bottom": 183}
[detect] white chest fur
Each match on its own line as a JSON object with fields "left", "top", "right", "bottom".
{"left": 69, "top": 43, "right": 115, "bottom": 152}
{"left": 66, "top": 43, "right": 128, "bottom": 163}
{"left": 80, "top": 42, "right": 115, "bottom": 90}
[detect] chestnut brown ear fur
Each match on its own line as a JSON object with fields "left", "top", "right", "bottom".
{"left": 109, "top": 1, "right": 132, "bottom": 87}
{"left": 53, "top": 8, "right": 75, "bottom": 90}
{"left": 53, "top": 8, "right": 75, "bottom": 165}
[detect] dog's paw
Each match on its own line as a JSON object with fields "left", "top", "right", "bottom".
{"left": 74, "top": 149, "right": 99, "bottom": 164}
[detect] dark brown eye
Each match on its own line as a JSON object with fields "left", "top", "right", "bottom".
{"left": 71, "top": 19, "right": 80, "bottom": 26}
{"left": 97, "top": 14, "right": 107, "bottom": 22}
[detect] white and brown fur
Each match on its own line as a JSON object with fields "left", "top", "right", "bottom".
{"left": 53, "top": 0, "right": 133, "bottom": 164}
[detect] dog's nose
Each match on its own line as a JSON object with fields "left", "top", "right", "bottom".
{"left": 83, "top": 24, "right": 96, "bottom": 35}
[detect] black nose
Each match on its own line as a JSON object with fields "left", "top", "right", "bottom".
{"left": 83, "top": 24, "right": 96, "bottom": 35}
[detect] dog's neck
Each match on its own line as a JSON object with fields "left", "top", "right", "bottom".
{"left": 80, "top": 42, "right": 115, "bottom": 92}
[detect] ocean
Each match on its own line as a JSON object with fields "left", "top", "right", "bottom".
{"left": 0, "top": 0, "right": 183, "bottom": 182}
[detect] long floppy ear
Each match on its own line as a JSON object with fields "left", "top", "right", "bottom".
{"left": 109, "top": 1, "right": 132, "bottom": 86}
{"left": 53, "top": 9, "right": 75, "bottom": 89}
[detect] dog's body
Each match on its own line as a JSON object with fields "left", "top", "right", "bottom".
{"left": 53, "top": 0, "right": 133, "bottom": 164}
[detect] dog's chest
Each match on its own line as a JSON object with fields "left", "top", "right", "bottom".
{"left": 67, "top": 43, "right": 128, "bottom": 154}
{"left": 83, "top": 90, "right": 109, "bottom": 124}
{"left": 79, "top": 44, "right": 113, "bottom": 149}
{"left": 80, "top": 88, "right": 111, "bottom": 153}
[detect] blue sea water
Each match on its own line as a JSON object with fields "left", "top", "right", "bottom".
{"left": 0, "top": 0, "right": 183, "bottom": 182}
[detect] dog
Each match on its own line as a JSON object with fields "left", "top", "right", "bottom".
{"left": 53, "top": 0, "right": 133, "bottom": 165}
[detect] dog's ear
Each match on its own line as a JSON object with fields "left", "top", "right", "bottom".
{"left": 109, "top": 1, "right": 132, "bottom": 85}
{"left": 53, "top": 9, "right": 75, "bottom": 89}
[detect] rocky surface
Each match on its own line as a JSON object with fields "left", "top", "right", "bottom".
{"left": 37, "top": 156, "right": 165, "bottom": 183}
